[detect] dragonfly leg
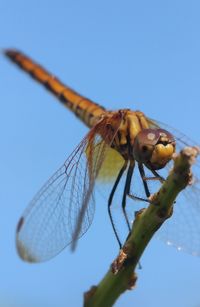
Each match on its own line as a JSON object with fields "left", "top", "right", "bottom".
{"left": 128, "top": 164, "right": 162, "bottom": 202}
{"left": 108, "top": 160, "right": 128, "bottom": 249}
{"left": 138, "top": 163, "right": 151, "bottom": 197}
{"left": 148, "top": 169, "right": 165, "bottom": 183}
{"left": 121, "top": 161, "right": 135, "bottom": 232}
{"left": 128, "top": 193, "right": 149, "bottom": 203}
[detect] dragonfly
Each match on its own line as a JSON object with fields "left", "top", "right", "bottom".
{"left": 4, "top": 49, "right": 200, "bottom": 263}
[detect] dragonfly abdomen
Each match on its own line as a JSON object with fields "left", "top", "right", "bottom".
{"left": 4, "top": 49, "right": 105, "bottom": 127}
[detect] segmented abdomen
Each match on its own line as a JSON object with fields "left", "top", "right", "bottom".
{"left": 5, "top": 49, "right": 105, "bottom": 127}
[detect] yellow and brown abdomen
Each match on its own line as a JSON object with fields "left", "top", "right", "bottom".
{"left": 5, "top": 49, "right": 105, "bottom": 127}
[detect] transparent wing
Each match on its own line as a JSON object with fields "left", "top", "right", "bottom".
{"left": 16, "top": 114, "right": 123, "bottom": 262}
{"left": 146, "top": 117, "right": 200, "bottom": 255}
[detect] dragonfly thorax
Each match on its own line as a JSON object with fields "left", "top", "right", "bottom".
{"left": 107, "top": 110, "right": 146, "bottom": 156}
{"left": 109, "top": 110, "right": 175, "bottom": 170}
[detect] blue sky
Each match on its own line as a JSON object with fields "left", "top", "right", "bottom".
{"left": 1, "top": 0, "right": 200, "bottom": 306}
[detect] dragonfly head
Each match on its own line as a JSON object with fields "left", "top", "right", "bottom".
{"left": 133, "top": 128, "right": 176, "bottom": 170}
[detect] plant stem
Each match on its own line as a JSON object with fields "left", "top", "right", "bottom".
{"left": 84, "top": 146, "right": 200, "bottom": 307}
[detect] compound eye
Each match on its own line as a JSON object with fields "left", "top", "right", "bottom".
{"left": 140, "top": 144, "right": 152, "bottom": 157}
{"left": 133, "top": 128, "right": 176, "bottom": 169}
{"left": 142, "top": 145, "right": 148, "bottom": 152}
{"left": 133, "top": 130, "right": 156, "bottom": 163}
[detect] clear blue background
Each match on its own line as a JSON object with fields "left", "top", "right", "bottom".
{"left": 0, "top": 1, "right": 200, "bottom": 306}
